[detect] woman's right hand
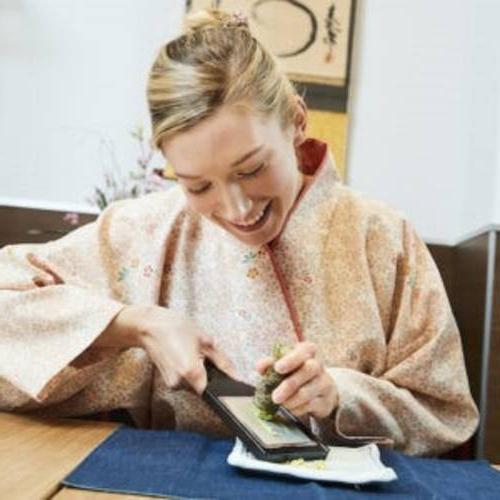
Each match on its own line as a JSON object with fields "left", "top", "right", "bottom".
{"left": 95, "top": 305, "right": 236, "bottom": 394}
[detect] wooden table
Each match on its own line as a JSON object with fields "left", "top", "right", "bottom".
{"left": 0, "top": 412, "right": 498, "bottom": 499}
{"left": 0, "top": 412, "right": 153, "bottom": 499}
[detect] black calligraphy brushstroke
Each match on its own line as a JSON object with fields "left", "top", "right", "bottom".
{"left": 323, "top": 2, "right": 340, "bottom": 62}
{"left": 251, "top": 0, "right": 317, "bottom": 58}
{"left": 325, "top": 3, "right": 337, "bottom": 46}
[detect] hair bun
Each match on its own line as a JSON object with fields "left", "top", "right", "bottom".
{"left": 184, "top": 8, "right": 249, "bottom": 35}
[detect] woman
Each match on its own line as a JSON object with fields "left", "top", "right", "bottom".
{"left": 0, "top": 9, "right": 478, "bottom": 456}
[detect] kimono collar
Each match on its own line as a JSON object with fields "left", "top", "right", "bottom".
{"left": 267, "top": 138, "right": 339, "bottom": 248}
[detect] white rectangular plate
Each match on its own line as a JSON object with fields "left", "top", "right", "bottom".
{"left": 227, "top": 439, "right": 397, "bottom": 484}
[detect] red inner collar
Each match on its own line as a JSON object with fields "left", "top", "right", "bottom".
{"left": 297, "top": 139, "right": 328, "bottom": 176}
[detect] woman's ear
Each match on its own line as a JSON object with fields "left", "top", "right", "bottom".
{"left": 293, "top": 96, "right": 308, "bottom": 147}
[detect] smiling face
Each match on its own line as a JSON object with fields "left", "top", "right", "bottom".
{"left": 161, "top": 102, "right": 307, "bottom": 247}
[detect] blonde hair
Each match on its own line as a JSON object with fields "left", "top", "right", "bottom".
{"left": 147, "top": 9, "right": 298, "bottom": 149}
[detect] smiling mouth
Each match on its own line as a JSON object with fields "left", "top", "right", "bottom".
{"left": 228, "top": 201, "right": 272, "bottom": 233}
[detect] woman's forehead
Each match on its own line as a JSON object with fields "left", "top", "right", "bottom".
{"left": 163, "top": 106, "right": 282, "bottom": 175}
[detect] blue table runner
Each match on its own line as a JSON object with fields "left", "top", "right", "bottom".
{"left": 63, "top": 427, "right": 500, "bottom": 499}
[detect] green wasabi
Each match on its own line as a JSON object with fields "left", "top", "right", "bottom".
{"left": 254, "top": 342, "right": 291, "bottom": 420}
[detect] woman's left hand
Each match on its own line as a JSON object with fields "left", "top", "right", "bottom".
{"left": 256, "top": 341, "right": 339, "bottom": 420}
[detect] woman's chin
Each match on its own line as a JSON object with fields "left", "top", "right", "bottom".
{"left": 208, "top": 201, "right": 285, "bottom": 247}
{"left": 229, "top": 214, "right": 283, "bottom": 247}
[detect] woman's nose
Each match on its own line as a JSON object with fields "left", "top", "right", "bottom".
{"left": 219, "top": 184, "right": 252, "bottom": 223}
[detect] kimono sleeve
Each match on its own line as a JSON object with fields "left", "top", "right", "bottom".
{"left": 0, "top": 207, "right": 125, "bottom": 406}
{"left": 326, "top": 220, "right": 479, "bottom": 456}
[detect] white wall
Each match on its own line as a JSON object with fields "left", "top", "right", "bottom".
{"left": 494, "top": 51, "right": 500, "bottom": 224}
{"left": 347, "top": 0, "right": 500, "bottom": 245}
{"left": 0, "top": 0, "right": 184, "bottom": 213}
{"left": 2, "top": 1, "right": 500, "bottom": 243}
{"left": 461, "top": 1, "right": 499, "bottom": 241}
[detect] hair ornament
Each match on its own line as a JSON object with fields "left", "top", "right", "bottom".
{"left": 225, "top": 11, "right": 249, "bottom": 29}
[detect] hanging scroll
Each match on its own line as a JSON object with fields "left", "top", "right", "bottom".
{"left": 186, "top": 1, "right": 355, "bottom": 88}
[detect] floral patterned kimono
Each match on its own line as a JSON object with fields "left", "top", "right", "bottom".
{"left": 0, "top": 139, "right": 478, "bottom": 456}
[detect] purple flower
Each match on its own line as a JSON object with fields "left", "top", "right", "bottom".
{"left": 63, "top": 212, "right": 80, "bottom": 225}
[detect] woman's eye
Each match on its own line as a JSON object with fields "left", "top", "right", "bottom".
{"left": 239, "top": 163, "right": 265, "bottom": 178}
{"left": 187, "top": 183, "right": 211, "bottom": 195}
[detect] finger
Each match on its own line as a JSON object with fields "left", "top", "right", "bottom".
{"left": 255, "top": 356, "right": 274, "bottom": 375}
{"left": 288, "top": 374, "right": 336, "bottom": 418}
{"left": 179, "top": 359, "right": 207, "bottom": 395}
{"left": 289, "top": 396, "right": 323, "bottom": 418}
{"left": 274, "top": 341, "right": 317, "bottom": 375}
{"left": 199, "top": 333, "right": 215, "bottom": 348}
{"left": 26, "top": 253, "right": 64, "bottom": 284}
{"left": 271, "top": 358, "right": 321, "bottom": 404}
{"left": 32, "top": 275, "right": 54, "bottom": 287}
{"left": 158, "top": 365, "right": 181, "bottom": 389}
{"left": 199, "top": 333, "right": 239, "bottom": 379}
{"left": 280, "top": 376, "right": 322, "bottom": 410}
{"left": 204, "top": 345, "right": 239, "bottom": 380}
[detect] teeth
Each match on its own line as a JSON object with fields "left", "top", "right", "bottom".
{"left": 238, "top": 206, "right": 266, "bottom": 227}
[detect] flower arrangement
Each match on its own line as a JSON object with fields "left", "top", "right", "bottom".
{"left": 88, "top": 126, "right": 174, "bottom": 211}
